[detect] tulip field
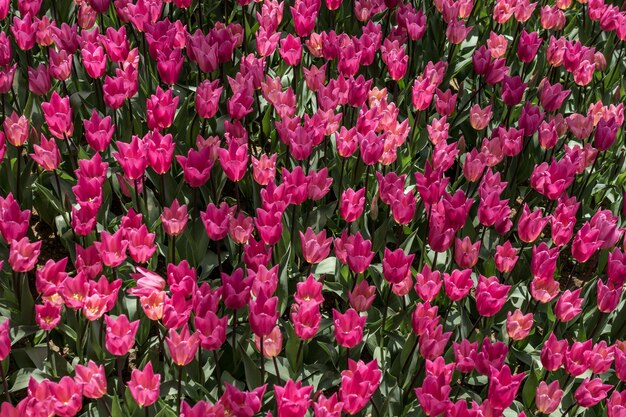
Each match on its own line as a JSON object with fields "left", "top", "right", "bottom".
{"left": 1, "top": 0, "right": 626, "bottom": 416}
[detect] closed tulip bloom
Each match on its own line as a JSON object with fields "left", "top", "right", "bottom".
{"left": 254, "top": 207, "right": 283, "bottom": 246}
{"left": 176, "top": 147, "right": 214, "bottom": 188}
{"left": 161, "top": 199, "right": 188, "bottom": 237}
{"left": 221, "top": 268, "right": 252, "bottom": 310}
{"left": 414, "top": 374, "right": 451, "bottom": 417}
{"left": 249, "top": 290, "right": 279, "bottom": 337}
{"left": 83, "top": 111, "right": 114, "bottom": 152}
{"left": 255, "top": 325, "right": 283, "bottom": 357}
{"left": 358, "top": 131, "right": 385, "bottom": 165}
{"left": 218, "top": 140, "right": 249, "bottom": 182}
{"left": 0, "top": 194, "right": 31, "bottom": 243}
{"left": 30, "top": 134, "right": 60, "bottom": 171}
{"left": 252, "top": 153, "right": 277, "bottom": 186}
{"left": 42, "top": 91, "right": 74, "bottom": 139}
{"left": 494, "top": 241, "right": 519, "bottom": 273}
{"left": 434, "top": 88, "right": 458, "bottom": 117}
{"left": 538, "top": 119, "right": 559, "bottom": 149}
{"left": 539, "top": 79, "right": 570, "bottom": 112}
{"left": 112, "top": 136, "right": 148, "bottom": 181}
{"left": 275, "top": 379, "right": 313, "bottom": 417}
{"left": 50, "top": 376, "right": 83, "bottom": 417}
{"left": 249, "top": 264, "right": 279, "bottom": 299}
{"left": 9, "top": 237, "right": 41, "bottom": 272}
{"left": 344, "top": 232, "right": 375, "bottom": 274}
{"left": 339, "top": 359, "right": 381, "bottom": 415}
{"left": 104, "top": 314, "right": 139, "bottom": 356}
{"left": 506, "top": 309, "right": 533, "bottom": 340}
{"left": 128, "top": 362, "right": 161, "bottom": 407}
{"left": 453, "top": 339, "right": 479, "bottom": 373}
{"left": 195, "top": 311, "right": 228, "bottom": 351}
{"left": 446, "top": 18, "right": 472, "bottom": 44}
{"left": 293, "top": 274, "right": 323, "bottom": 306}
{"left": 229, "top": 211, "right": 254, "bottom": 245}
{"left": 607, "top": 390, "right": 626, "bottom": 417}
{"left": 463, "top": 149, "right": 486, "bottom": 182}
{"left": 594, "top": 117, "right": 619, "bottom": 151}
{"left": 299, "top": 228, "right": 332, "bottom": 264}
{"left": 12, "top": 13, "right": 38, "bottom": 51}
{"left": 103, "top": 75, "right": 126, "bottom": 109}
{"left": 381, "top": 39, "right": 408, "bottom": 80}
{"left": 349, "top": 280, "right": 376, "bottom": 312}
{"left": 565, "top": 340, "right": 593, "bottom": 376}
{"left": 469, "top": 104, "right": 493, "bottom": 130}
{"left": 94, "top": 229, "right": 128, "bottom": 268}
{"left": 411, "top": 301, "right": 439, "bottom": 337}
{"left": 291, "top": 302, "right": 321, "bottom": 340}
{"left": 146, "top": 87, "right": 179, "bottom": 130}
{"left": 519, "top": 103, "right": 545, "bottom": 137}
{"left": 476, "top": 275, "right": 510, "bottom": 317}
{"left": 383, "top": 247, "right": 415, "bottom": 285}
{"left": 418, "top": 323, "right": 450, "bottom": 360}
{"left": 454, "top": 237, "right": 480, "bottom": 268}
{"left": 536, "top": 381, "right": 563, "bottom": 414}
{"left": 591, "top": 209, "right": 621, "bottom": 250}
{"left": 146, "top": 131, "right": 175, "bottom": 175}
{"left": 540, "top": 333, "right": 568, "bottom": 371}
{"left": 127, "top": 225, "right": 156, "bottom": 264}
{"left": 279, "top": 34, "right": 302, "bottom": 66}
{"left": 488, "top": 365, "right": 526, "bottom": 411}
{"left": 81, "top": 41, "right": 107, "bottom": 78}
{"left": 166, "top": 325, "right": 200, "bottom": 366}
{"left": 502, "top": 75, "right": 528, "bottom": 106}
{"left": 571, "top": 222, "right": 603, "bottom": 263}
{"left": 531, "top": 242, "right": 559, "bottom": 280}
{"left": 333, "top": 308, "right": 366, "bottom": 348}
{"left": 555, "top": 289, "right": 583, "bottom": 322}
{"left": 313, "top": 393, "right": 343, "bottom": 417}
{"left": 28, "top": 64, "right": 51, "bottom": 96}
{"left": 444, "top": 269, "right": 474, "bottom": 301}
{"left": 3, "top": 112, "right": 29, "bottom": 147}
{"left": 220, "top": 383, "right": 266, "bottom": 417}
{"left": 0, "top": 320, "right": 11, "bottom": 360}
{"left": 530, "top": 275, "right": 560, "bottom": 304}
{"left": 597, "top": 279, "right": 622, "bottom": 313}
{"left": 307, "top": 168, "right": 333, "bottom": 201}
{"left": 74, "top": 360, "right": 107, "bottom": 399}
{"left": 196, "top": 79, "right": 223, "bottom": 119}
{"left": 518, "top": 204, "right": 549, "bottom": 243}
{"left": 414, "top": 264, "right": 442, "bottom": 302}
{"left": 575, "top": 378, "right": 612, "bottom": 408}
{"left": 586, "top": 341, "right": 614, "bottom": 374}
{"left": 517, "top": 30, "right": 542, "bottom": 63}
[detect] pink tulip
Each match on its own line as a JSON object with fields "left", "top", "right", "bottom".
{"left": 128, "top": 362, "right": 161, "bottom": 407}
{"left": 104, "top": 314, "right": 139, "bottom": 356}
{"left": 333, "top": 308, "right": 366, "bottom": 348}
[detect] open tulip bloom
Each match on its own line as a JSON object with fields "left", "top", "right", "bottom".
{"left": 1, "top": 1, "right": 626, "bottom": 417}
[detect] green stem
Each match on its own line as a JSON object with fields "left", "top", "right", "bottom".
{"left": 176, "top": 366, "right": 183, "bottom": 416}
{"left": 273, "top": 356, "right": 282, "bottom": 384}
{"left": 0, "top": 363, "right": 10, "bottom": 403}
{"left": 260, "top": 336, "right": 265, "bottom": 381}
{"left": 213, "top": 350, "right": 222, "bottom": 396}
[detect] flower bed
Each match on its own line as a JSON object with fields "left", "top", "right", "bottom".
{"left": 0, "top": 0, "right": 625, "bottom": 417}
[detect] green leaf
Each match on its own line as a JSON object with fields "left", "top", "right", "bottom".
{"left": 110, "top": 394, "right": 125, "bottom": 417}
{"left": 241, "top": 343, "right": 263, "bottom": 389}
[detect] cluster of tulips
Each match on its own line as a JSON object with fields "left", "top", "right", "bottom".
{"left": 0, "top": 0, "right": 626, "bottom": 416}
